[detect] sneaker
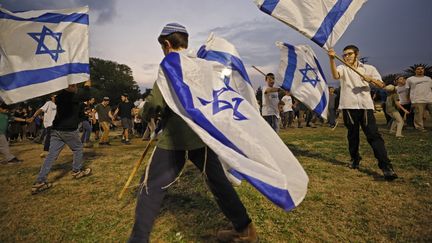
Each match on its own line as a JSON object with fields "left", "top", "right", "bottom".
{"left": 124, "top": 140, "right": 131, "bottom": 145}
{"left": 31, "top": 181, "right": 52, "bottom": 195}
{"left": 71, "top": 167, "right": 92, "bottom": 179}
{"left": 349, "top": 156, "right": 362, "bottom": 169}
{"left": 217, "top": 223, "right": 258, "bottom": 243}
{"left": 6, "top": 157, "right": 23, "bottom": 164}
{"left": 382, "top": 167, "right": 398, "bottom": 181}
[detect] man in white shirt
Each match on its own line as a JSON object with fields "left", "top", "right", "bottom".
{"left": 261, "top": 73, "right": 280, "bottom": 133}
{"left": 406, "top": 65, "right": 432, "bottom": 131}
{"left": 30, "top": 94, "right": 57, "bottom": 157}
{"left": 328, "top": 45, "right": 397, "bottom": 181}
{"left": 281, "top": 90, "right": 294, "bottom": 129}
{"left": 395, "top": 76, "right": 414, "bottom": 127}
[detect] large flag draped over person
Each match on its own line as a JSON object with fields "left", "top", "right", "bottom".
{"left": 0, "top": 6, "right": 89, "bottom": 104}
{"left": 197, "top": 33, "right": 259, "bottom": 110}
{"left": 156, "top": 50, "right": 309, "bottom": 211}
{"left": 254, "top": 0, "right": 367, "bottom": 50}
{"left": 276, "top": 42, "right": 329, "bottom": 119}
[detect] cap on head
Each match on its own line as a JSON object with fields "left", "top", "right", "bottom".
{"left": 103, "top": 97, "right": 110, "bottom": 101}
{"left": 122, "top": 93, "right": 128, "bottom": 98}
{"left": 160, "top": 23, "right": 188, "bottom": 36}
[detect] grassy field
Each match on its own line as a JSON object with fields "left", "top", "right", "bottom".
{"left": 1, "top": 113, "right": 431, "bottom": 242}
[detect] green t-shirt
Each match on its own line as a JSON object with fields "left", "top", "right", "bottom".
{"left": 385, "top": 93, "right": 399, "bottom": 114}
{"left": 140, "top": 83, "right": 205, "bottom": 150}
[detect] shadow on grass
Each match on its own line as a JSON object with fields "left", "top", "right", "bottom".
{"left": 47, "top": 151, "right": 99, "bottom": 182}
{"left": 286, "top": 143, "right": 346, "bottom": 167}
{"left": 287, "top": 143, "right": 390, "bottom": 181}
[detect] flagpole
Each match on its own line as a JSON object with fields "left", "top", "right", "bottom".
{"left": 331, "top": 53, "right": 384, "bottom": 88}
{"left": 118, "top": 137, "right": 155, "bottom": 200}
{"left": 252, "top": 65, "right": 266, "bottom": 76}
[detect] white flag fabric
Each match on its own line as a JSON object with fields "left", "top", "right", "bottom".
{"left": 254, "top": 0, "right": 367, "bottom": 50}
{"left": 276, "top": 42, "right": 329, "bottom": 119}
{"left": 197, "top": 33, "right": 259, "bottom": 110}
{"left": 0, "top": 7, "right": 89, "bottom": 104}
{"left": 156, "top": 50, "right": 308, "bottom": 211}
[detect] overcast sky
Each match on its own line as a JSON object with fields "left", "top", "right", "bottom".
{"left": 1, "top": 0, "right": 432, "bottom": 91}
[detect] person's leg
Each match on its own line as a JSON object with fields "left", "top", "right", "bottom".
{"left": 129, "top": 148, "right": 186, "bottom": 243}
{"left": 272, "top": 115, "right": 279, "bottom": 133}
{"left": 43, "top": 127, "right": 52, "bottom": 151}
{"left": 100, "top": 121, "right": 110, "bottom": 143}
{"left": 81, "top": 121, "right": 91, "bottom": 143}
{"left": 288, "top": 111, "right": 294, "bottom": 127}
{"left": 36, "top": 130, "right": 65, "bottom": 183}
{"left": 189, "top": 147, "right": 252, "bottom": 231}
{"left": 392, "top": 111, "right": 404, "bottom": 137}
{"left": 360, "top": 110, "right": 393, "bottom": 170}
{"left": 61, "top": 130, "right": 84, "bottom": 171}
{"left": 0, "top": 134, "right": 15, "bottom": 162}
{"left": 342, "top": 110, "right": 361, "bottom": 164}
{"left": 413, "top": 103, "right": 425, "bottom": 130}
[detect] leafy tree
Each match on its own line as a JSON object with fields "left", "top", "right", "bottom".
{"left": 87, "top": 57, "right": 141, "bottom": 104}
{"left": 404, "top": 63, "right": 432, "bottom": 77}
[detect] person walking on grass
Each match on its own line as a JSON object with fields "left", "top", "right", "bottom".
{"left": 328, "top": 45, "right": 398, "bottom": 181}
{"left": 31, "top": 84, "right": 92, "bottom": 195}
{"left": 128, "top": 23, "right": 257, "bottom": 243}
{"left": 113, "top": 94, "right": 134, "bottom": 145}
{"left": 384, "top": 84, "right": 410, "bottom": 138}
{"left": 0, "top": 103, "right": 26, "bottom": 165}
{"left": 95, "top": 97, "right": 114, "bottom": 146}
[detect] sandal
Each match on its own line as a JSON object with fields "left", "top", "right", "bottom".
{"left": 31, "top": 181, "right": 52, "bottom": 195}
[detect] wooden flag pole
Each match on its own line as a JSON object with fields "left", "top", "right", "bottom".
{"left": 118, "top": 137, "right": 155, "bottom": 200}
{"left": 252, "top": 65, "right": 266, "bottom": 76}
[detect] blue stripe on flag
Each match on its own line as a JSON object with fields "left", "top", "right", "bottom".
{"left": 311, "top": 0, "right": 353, "bottom": 47}
{"left": 229, "top": 169, "right": 296, "bottom": 211}
{"left": 197, "top": 46, "right": 252, "bottom": 86}
{"left": 0, "top": 63, "right": 89, "bottom": 90}
{"left": 260, "top": 0, "right": 280, "bottom": 15}
{"left": 281, "top": 43, "right": 297, "bottom": 90}
{"left": 314, "top": 56, "right": 328, "bottom": 84}
{"left": 313, "top": 92, "right": 327, "bottom": 116}
{"left": 160, "top": 52, "right": 246, "bottom": 156}
{"left": 0, "top": 10, "right": 89, "bottom": 25}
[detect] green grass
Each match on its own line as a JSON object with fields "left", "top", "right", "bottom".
{"left": 1, "top": 113, "right": 431, "bottom": 242}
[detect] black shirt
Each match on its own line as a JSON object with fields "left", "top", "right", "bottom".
{"left": 118, "top": 101, "right": 134, "bottom": 119}
{"left": 52, "top": 90, "right": 85, "bottom": 131}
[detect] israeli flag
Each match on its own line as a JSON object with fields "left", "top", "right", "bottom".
{"left": 0, "top": 6, "right": 89, "bottom": 104}
{"left": 276, "top": 42, "right": 329, "bottom": 119}
{"left": 157, "top": 50, "right": 308, "bottom": 211}
{"left": 254, "top": 0, "right": 367, "bottom": 50}
{"left": 197, "top": 33, "right": 259, "bottom": 110}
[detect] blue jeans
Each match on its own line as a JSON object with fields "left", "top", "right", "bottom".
{"left": 80, "top": 120, "right": 92, "bottom": 143}
{"left": 36, "top": 130, "right": 83, "bottom": 183}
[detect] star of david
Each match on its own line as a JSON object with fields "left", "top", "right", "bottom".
{"left": 299, "top": 63, "right": 320, "bottom": 87}
{"left": 28, "top": 25, "right": 65, "bottom": 62}
{"left": 197, "top": 76, "right": 248, "bottom": 121}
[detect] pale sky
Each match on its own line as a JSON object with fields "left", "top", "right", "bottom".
{"left": 2, "top": 0, "right": 432, "bottom": 91}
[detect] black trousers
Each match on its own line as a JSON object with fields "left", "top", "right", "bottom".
{"left": 128, "top": 147, "right": 251, "bottom": 243}
{"left": 342, "top": 109, "right": 391, "bottom": 169}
